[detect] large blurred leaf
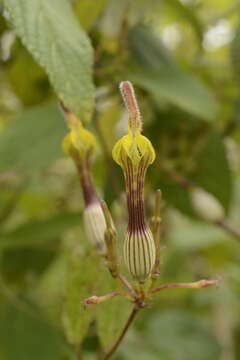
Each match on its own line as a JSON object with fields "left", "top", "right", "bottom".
{"left": 0, "top": 212, "right": 81, "bottom": 249}
{"left": 37, "top": 252, "right": 68, "bottom": 326}
{"left": 6, "top": 42, "right": 50, "bottom": 106}
{"left": 74, "top": 0, "right": 108, "bottom": 31}
{"left": 231, "top": 23, "right": 240, "bottom": 86}
{"left": 128, "top": 68, "right": 218, "bottom": 121}
{"left": 165, "top": 0, "right": 203, "bottom": 43}
{"left": 128, "top": 25, "right": 177, "bottom": 68}
{"left": 0, "top": 303, "right": 67, "bottom": 360}
{"left": 0, "top": 103, "right": 66, "bottom": 173}
{"left": 190, "top": 130, "right": 232, "bottom": 211}
{"left": 96, "top": 269, "right": 132, "bottom": 350}
{"left": 4, "top": 0, "right": 94, "bottom": 121}
{"left": 145, "top": 310, "right": 221, "bottom": 360}
{"left": 62, "top": 239, "right": 100, "bottom": 344}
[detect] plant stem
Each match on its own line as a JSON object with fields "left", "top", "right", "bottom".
{"left": 216, "top": 218, "right": 240, "bottom": 239}
{"left": 150, "top": 279, "right": 219, "bottom": 294}
{"left": 118, "top": 274, "right": 138, "bottom": 299}
{"left": 103, "top": 306, "right": 139, "bottom": 360}
{"left": 76, "top": 343, "right": 83, "bottom": 360}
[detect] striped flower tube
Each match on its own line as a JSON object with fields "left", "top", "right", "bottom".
{"left": 112, "top": 81, "right": 156, "bottom": 282}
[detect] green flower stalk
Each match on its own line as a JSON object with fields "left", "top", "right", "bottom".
{"left": 61, "top": 105, "right": 106, "bottom": 254}
{"left": 112, "top": 81, "right": 156, "bottom": 282}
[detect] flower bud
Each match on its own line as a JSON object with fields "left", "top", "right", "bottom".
{"left": 60, "top": 104, "right": 107, "bottom": 253}
{"left": 190, "top": 186, "right": 225, "bottom": 222}
{"left": 83, "top": 202, "right": 107, "bottom": 254}
{"left": 112, "top": 81, "right": 156, "bottom": 281}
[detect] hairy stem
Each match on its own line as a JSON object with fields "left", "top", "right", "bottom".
{"left": 103, "top": 307, "right": 139, "bottom": 360}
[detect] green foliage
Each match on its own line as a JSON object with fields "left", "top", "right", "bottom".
{"left": 0, "top": 103, "right": 66, "bottom": 172}
{"left": 0, "top": 212, "right": 81, "bottom": 249}
{"left": 97, "top": 270, "right": 132, "bottom": 350}
{"left": 1, "top": 0, "right": 240, "bottom": 359}
{"left": 0, "top": 303, "right": 67, "bottom": 360}
{"left": 190, "top": 129, "right": 232, "bottom": 211}
{"left": 62, "top": 239, "right": 100, "bottom": 344}
{"left": 129, "top": 68, "right": 218, "bottom": 121}
{"left": 4, "top": 0, "right": 94, "bottom": 122}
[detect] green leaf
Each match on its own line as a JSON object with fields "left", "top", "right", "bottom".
{"left": 96, "top": 269, "right": 132, "bottom": 350}
{"left": 4, "top": 0, "right": 94, "bottom": 121}
{"left": 62, "top": 239, "right": 100, "bottom": 344}
{"left": 0, "top": 303, "right": 67, "bottom": 360}
{"left": 190, "top": 130, "right": 232, "bottom": 211}
{"left": 74, "top": 0, "right": 108, "bottom": 31}
{"left": 0, "top": 103, "right": 66, "bottom": 173}
{"left": 165, "top": 0, "right": 203, "bottom": 43}
{"left": 145, "top": 310, "right": 221, "bottom": 360}
{"left": 37, "top": 252, "right": 68, "bottom": 326}
{"left": 0, "top": 212, "right": 81, "bottom": 249}
{"left": 128, "top": 68, "right": 218, "bottom": 121}
{"left": 128, "top": 25, "right": 177, "bottom": 68}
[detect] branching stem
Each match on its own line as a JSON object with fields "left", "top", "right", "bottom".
{"left": 103, "top": 306, "right": 139, "bottom": 360}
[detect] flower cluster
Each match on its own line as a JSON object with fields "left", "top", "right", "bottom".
{"left": 61, "top": 81, "right": 218, "bottom": 307}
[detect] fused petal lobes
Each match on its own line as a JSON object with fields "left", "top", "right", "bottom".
{"left": 124, "top": 227, "right": 156, "bottom": 281}
{"left": 112, "top": 132, "right": 155, "bottom": 169}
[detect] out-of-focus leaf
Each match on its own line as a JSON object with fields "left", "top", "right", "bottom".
{"left": 6, "top": 42, "right": 50, "bottom": 106}
{"left": 98, "top": 0, "right": 128, "bottom": 38}
{"left": 169, "top": 212, "right": 227, "bottom": 251}
{"left": 190, "top": 130, "right": 232, "bottom": 211}
{"left": 145, "top": 310, "right": 221, "bottom": 360}
{"left": 165, "top": 0, "right": 203, "bottom": 43}
{"left": 0, "top": 103, "right": 66, "bottom": 173}
{"left": 37, "top": 252, "right": 68, "bottom": 326}
{"left": 2, "top": 247, "right": 56, "bottom": 285}
{"left": 0, "top": 303, "right": 67, "bottom": 360}
{"left": 128, "top": 68, "right": 218, "bottom": 121}
{"left": 128, "top": 25, "right": 177, "bottom": 68}
{"left": 96, "top": 268, "right": 132, "bottom": 350}
{"left": 158, "top": 176, "right": 195, "bottom": 217}
{"left": 0, "top": 212, "right": 81, "bottom": 249}
{"left": 74, "top": 0, "right": 108, "bottom": 31}
{"left": 231, "top": 23, "right": 240, "bottom": 86}
{"left": 62, "top": 239, "right": 100, "bottom": 344}
{"left": 4, "top": 0, "right": 94, "bottom": 121}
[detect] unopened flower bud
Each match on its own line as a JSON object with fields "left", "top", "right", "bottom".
{"left": 112, "top": 81, "right": 156, "bottom": 282}
{"left": 83, "top": 202, "right": 107, "bottom": 254}
{"left": 60, "top": 104, "right": 106, "bottom": 253}
{"left": 190, "top": 186, "right": 225, "bottom": 222}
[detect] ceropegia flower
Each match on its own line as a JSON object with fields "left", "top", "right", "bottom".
{"left": 61, "top": 104, "right": 106, "bottom": 254}
{"left": 112, "top": 81, "right": 156, "bottom": 282}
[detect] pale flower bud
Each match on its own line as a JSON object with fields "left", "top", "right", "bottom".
{"left": 83, "top": 202, "right": 107, "bottom": 254}
{"left": 190, "top": 187, "right": 225, "bottom": 222}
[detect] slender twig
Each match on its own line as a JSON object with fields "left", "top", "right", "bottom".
{"left": 103, "top": 306, "right": 139, "bottom": 360}
{"left": 151, "top": 279, "right": 219, "bottom": 294}
{"left": 216, "top": 219, "right": 240, "bottom": 239}
{"left": 118, "top": 274, "right": 138, "bottom": 299}
{"left": 75, "top": 343, "right": 83, "bottom": 360}
{"left": 81, "top": 291, "right": 120, "bottom": 305}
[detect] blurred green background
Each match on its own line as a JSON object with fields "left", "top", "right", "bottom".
{"left": 1, "top": 0, "right": 240, "bottom": 359}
